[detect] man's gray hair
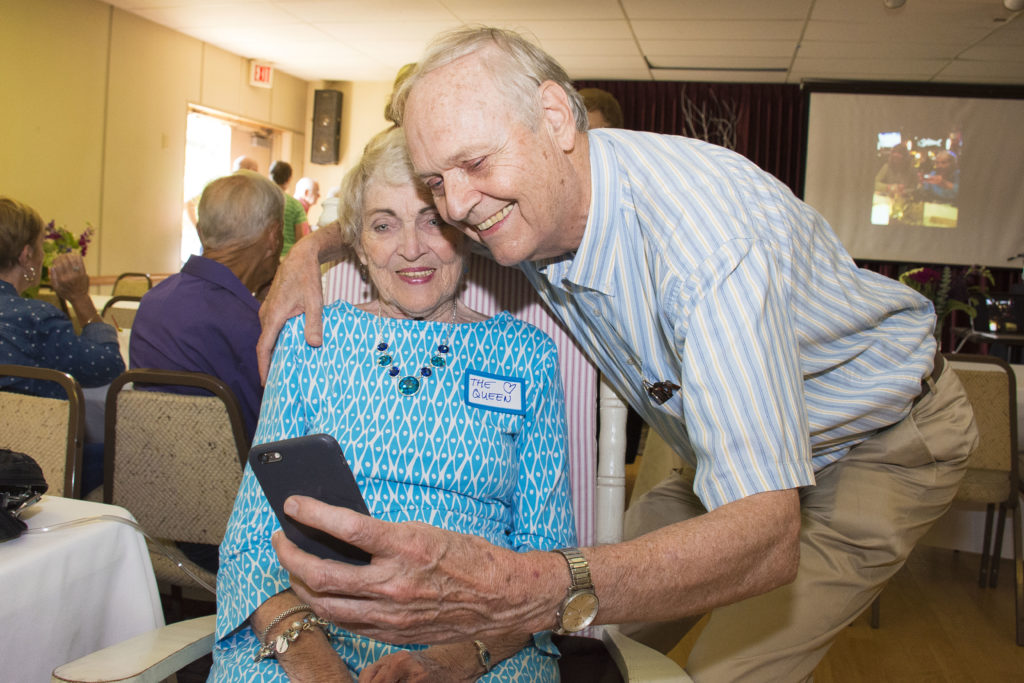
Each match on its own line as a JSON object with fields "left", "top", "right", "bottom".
{"left": 197, "top": 170, "right": 283, "bottom": 249}
{"left": 390, "top": 26, "right": 587, "bottom": 133}
{"left": 336, "top": 127, "right": 418, "bottom": 248}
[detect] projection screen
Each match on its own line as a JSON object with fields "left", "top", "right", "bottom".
{"left": 803, "top": 90, "right": 1024, "bottom": 269}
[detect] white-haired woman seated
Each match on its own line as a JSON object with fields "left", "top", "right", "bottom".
{"left": 211, "top": 127, "right": 577, "bottom": 682}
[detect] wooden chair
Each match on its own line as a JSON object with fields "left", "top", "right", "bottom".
{"left": 0, "top": 364, "right": 84, "bottom": 498}
{"left": 52, "top": 259, "right": 688, "bottom": 682}
{"left": 871, "top": 354, "right": 1023, "bottom": 646}
{"left": 111, "top": 272, "right": 153, "bottom": 298}
{"left": 103, "top": 369, "right": 248, "bottom": 601}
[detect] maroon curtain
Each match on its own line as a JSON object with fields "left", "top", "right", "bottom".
{"left": 574, "top": 80, "right": 806, "bottom": 195}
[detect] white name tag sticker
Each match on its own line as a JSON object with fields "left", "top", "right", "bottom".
{"left": 464, "top": 370, "right": 526, "bottom": 415}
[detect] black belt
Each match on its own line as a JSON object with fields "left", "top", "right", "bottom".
{"left": 915, "top": 348, "right": 945, "bottom": 404}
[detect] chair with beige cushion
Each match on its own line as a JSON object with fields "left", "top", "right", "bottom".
{"left": 100, "top": 294, "right": 143, "bottom": 329}
{"left": 946, "top": 354, "right": 1022, "bottom": 645}
{"left": 102, "top": 369, "right": 247, "bottom": 600}
{"left": 871, "top": 353, "right": 1022, "bottom": 646}
{"left": 111, "top": 272, "right": 153, "bottom": 298}
{"left": 0, "top": 364, "right": 84, "bottom": 498}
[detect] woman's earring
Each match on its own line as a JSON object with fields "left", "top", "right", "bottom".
{"left": 23, "top": 265, "right": 36, "bottom": 283}
{"left": 358, "top": 264, "right": 369, "bottom": 283}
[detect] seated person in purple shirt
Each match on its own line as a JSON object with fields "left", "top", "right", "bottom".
{"left": 131, "top": 170, "right": 283, "bottom": 446}
{"left": 130, "top": 171, "right": 282, "bottom": 571}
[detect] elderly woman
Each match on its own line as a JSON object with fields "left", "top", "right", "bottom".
{"left": 0, "top": 197, "right": 124, "bottom": 395}
{"left": 212, "top": 127, "right": 576, "bottom": 682}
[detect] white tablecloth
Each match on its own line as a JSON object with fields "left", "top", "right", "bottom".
{"left": 0, "top": 496, "right": 164, "bottom": 682}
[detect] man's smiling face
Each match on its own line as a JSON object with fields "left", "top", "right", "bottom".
{"left": 403, "top": 50, "right": 587, "bottom": 266}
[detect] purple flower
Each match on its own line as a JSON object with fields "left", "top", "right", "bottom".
{"left": 908, "top": 267, "right": 940, "bottom": 285}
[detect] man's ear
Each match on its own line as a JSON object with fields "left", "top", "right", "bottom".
{"left": 538, "top": 81, "right": 579, "bottom": 152}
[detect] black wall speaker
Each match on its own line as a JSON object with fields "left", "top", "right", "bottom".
{"left": 311, "top": 89, "right": 342, "bottom": 165}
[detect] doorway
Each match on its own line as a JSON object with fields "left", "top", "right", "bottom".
{"left": 180, "top": 108, "right": 277, "bottom": 264}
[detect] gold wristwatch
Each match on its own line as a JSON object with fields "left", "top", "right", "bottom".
{"left": 553, "top": 547, "right": 599, "bottom": 634}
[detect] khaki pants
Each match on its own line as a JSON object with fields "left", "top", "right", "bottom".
{"left": 622, "top": 363, "right": 977, "bottom": 682}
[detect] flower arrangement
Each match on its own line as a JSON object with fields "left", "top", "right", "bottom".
{"left": 23, "top": 221, "right": 95, "bottom": 298}
{"left": 898, "top": 264, "right": 994, "bottom": 339}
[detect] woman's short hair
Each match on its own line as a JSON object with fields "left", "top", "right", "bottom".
{"left": 336, "top": 127, "right": 418, "bottom": 248}
{"left": 0, "top": 197, "right": 45, "bottom": 270}
{"left": 390, "top": 26, "right": 587, "bottom": 133}
{"left": 197, "top": 171, "right": 284, "bottom": 250}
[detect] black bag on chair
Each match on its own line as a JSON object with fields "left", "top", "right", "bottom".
{"left": 0, "top": 448, "right": 48, "bottom": 541}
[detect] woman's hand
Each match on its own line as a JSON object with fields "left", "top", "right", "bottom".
{"left": 50, "top": 252, "right": 103, "bottom": 327}
{"left": 252, "top": 591, "right": 354, "bottom": 683}
{"left": 49, "top": 252, "right": 90, "bottom": 299}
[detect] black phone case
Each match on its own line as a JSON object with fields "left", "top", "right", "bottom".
{"left": 248, "top": 433, "right": 371, "bottom": 565}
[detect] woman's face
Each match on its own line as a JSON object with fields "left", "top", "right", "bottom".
{"left": 355, "top": 181, "right": 465, "bottom": 321}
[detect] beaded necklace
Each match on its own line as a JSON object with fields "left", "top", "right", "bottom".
{"left": 374, "top": 300, "right": 457, "bottom": 396}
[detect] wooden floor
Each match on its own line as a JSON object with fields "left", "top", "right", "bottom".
{"left": 624, "top": 454, "right": 1023, "bottom": 681}
{"left": 663, "top": 546, "right": 1023, "bottom": 682}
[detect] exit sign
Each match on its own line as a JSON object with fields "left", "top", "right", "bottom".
{"left": 249, "top": 61, "right": 274, "bottom": 88}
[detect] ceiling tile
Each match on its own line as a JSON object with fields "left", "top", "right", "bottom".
{"left": 622, "top": 0, "right": 812, "bottom": 21}
{"left": 797, "top": 40, "right": 959, "bottom": 60}
{"left": 791, "top": 56, "right": 951, "bottom": 79}
{"left": 276, "top": 0, "right": 457, "bottom": 23}
{"left": 652, "top": 68, "right": 789, "bottom": 84}
{"left": 633, "top": 20, "right": 805, "bottom": 41}
{"left": 802, "top": 20, "right": 991, "bottom": 45}
{"left": 643, "top": 40, "right": 796, "bottom": 59}
{"left": 936, "top": 58, "right": 1024, "bottom": 82}
{"left": 443, "top": 0, "right": 623, "bottom": 22}
{"left": 538, "top": 40, "right": 642, "bottom": 58}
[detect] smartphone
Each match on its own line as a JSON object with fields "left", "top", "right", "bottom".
{"left": 249, "top": 433, "right": 371, "bottom": 565}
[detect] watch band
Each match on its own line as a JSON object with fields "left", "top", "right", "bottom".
{"left": 554, "top": 547, "right": 599, "bottom": 634}
{"left": 556, "top": 547, "right": 594, "bottom": 591}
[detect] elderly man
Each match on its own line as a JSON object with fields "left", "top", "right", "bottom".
{"left": 293, "top": 177, "right": 320, "bottom": 215}
{"left": 131, "top": 170, "right": 282, "bottom": 445}
{"left": 257, "top": 28, "right": 976, "bottom": 682}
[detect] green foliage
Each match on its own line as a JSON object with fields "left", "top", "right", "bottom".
{"left": 898, "top": 264, "right": 994, "bottom": 338}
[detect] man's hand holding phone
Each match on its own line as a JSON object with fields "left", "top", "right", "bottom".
{"left": 249, "top": 434, "right": 371, "bottom": 565}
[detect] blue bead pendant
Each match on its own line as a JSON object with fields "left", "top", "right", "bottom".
{"left": 397, "top": 376, "right": 421, "bottom": 395}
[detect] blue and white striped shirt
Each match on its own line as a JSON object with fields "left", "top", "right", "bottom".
{"left": 521, "top": 129, "right": 936, "bottom": 510}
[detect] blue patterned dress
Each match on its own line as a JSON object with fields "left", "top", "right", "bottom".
{"left": 211, "top": 302, "right": 577, "bottom": 681}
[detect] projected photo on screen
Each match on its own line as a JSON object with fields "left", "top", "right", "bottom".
{"left": 804, "top": 91, "right": 1024, "bottom": 268}
{"left": 871, "top": 130, "right": 962, "bottom": 228}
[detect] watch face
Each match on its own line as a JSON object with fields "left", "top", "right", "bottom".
{"left": 561, "top": 591, "right": 599, "bottom": 631}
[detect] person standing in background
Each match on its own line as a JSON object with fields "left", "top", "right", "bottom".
{"left": 269, "top": 161, "right": 310, "bottom": 258}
